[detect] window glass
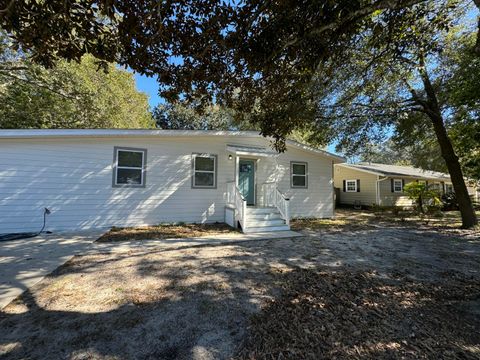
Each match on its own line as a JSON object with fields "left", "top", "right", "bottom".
{"left": 291, "top": 162, "right": 307, "bottom": 188}
{"left": 292, "top": 163, "right": 306, "bottom": 175}
{"left": 114, "top": 148, "right": 146, "bottom": 187}
{"left": 193, "top": 154, "right": 216, "bottom": 188}
{"left": 292, "top": 176, "right": 306, "bottom": 187}
{"left": 394, "top": 179, "right": 403, "bottom": 192}
{"left": 194, "top": 172, "right": 214, "bottom": 186}
{"left": 118, "top": 151, "right": 143, "bottom": 167}
{"left": 346, "top": 180, "right": 357, "bottom": 192}
{"left": 117, "top": 168, "right": 142, "bottom": 185}
{"left": 195, "top": 156, "right": 215, "bottom": 171}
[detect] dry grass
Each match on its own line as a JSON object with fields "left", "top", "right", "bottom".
{"left": 292, "top": 209, "right": 480, "bottom": 236}
{"left": 97, "top": 222, "right": 237, "bottom": 242}
{"left": 237, "top": 268, "right": 480, "bottom": 359}
{"left": 1, "top": 210, "right": 479, "bottom": 359}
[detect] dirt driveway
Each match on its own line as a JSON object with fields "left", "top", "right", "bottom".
{"left": 0, "top": 211, "right": 479, "bottom": 359}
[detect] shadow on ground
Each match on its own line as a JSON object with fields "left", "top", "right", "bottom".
{"left": 1, "top": 223, "right": 479, "bottom": 359}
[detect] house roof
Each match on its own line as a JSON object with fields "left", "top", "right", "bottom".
{"left": 226, "top": 144, "right": 279, "bottom": 157}
{"left": 338, "top": 162, "right": 451, "bottom": 181}
{"left": 0, "top": 129, "right": 346, "bottom": 162}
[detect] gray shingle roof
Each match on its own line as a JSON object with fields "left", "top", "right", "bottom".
{"left": 341, "top": 162, "right": 451, "bottom": 181}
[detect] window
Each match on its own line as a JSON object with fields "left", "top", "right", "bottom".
{"left": 113, "top": 147, "right": 146, "bottom": 187}
{"left": 393, "top": 179, "right": 403, "bottom": 193}
{"left": 346, "top": 179, "right": 357, "bottom": 192}
{"left": 445, "top": 184, "right": 454, "bottom": 193}
{"left": 432, "top": 182, "right": 441, "bottom": 192}
{"left": 192, "top": 154, "right": 217, "bottom": 188}
{"left": 291, "top": 162, "right": 308, "bottom": 188}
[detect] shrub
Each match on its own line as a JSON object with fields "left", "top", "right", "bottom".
{"left": 403, "top": 182, "right": 441, "bottom": 213}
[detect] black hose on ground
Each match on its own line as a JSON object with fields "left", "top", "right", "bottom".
{"left": 0, "top": 208, "right": 51, "bottom": 242}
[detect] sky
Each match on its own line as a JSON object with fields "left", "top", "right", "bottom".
{"left": 131, "top": 4, "right": 479, "bottom": 160}
{"left": 134, "top": 73, "right": 162, "bottom": 108}
{"left": 133, "top": 72, "right": 340, "bottom": 154}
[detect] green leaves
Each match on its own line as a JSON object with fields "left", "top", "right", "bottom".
{"left": 0, "top": 52, "right": 154, "bottom": 129}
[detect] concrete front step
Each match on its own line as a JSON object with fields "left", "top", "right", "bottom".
{"left": 247, "top": 213, "right": 283, "bottom": 220}
{"left": 245, "top": 207, "right": 278, "bottom": 215}
{"left": 243, "top": 224, "right": 291, "bottom": 233}
{"left": 245, "top": 219, "right": 286, "bottom": 227}
{"left": 242, "top": 206, "right": 290, "bottom": 233}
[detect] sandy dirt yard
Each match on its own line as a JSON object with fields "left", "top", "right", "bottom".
{"left": 0, "top": 210, "right": 479, "bottom": 359}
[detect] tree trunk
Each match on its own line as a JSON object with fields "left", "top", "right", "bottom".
{"left": 419, "top": 68, "right": 478, "bottom": 228}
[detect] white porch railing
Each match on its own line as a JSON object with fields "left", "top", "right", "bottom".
{"left": 261, "top": 182, "right": 290, "bottom": 226}
{"left": 227, "top": 181, "right": 247, "bottom": 230}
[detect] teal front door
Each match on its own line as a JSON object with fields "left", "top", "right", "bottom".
{"left": 239, "top": 159, "right": 255, "bottom": 205}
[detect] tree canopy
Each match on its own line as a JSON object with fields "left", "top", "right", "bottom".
{"left": 1, "top": 0, "right": 478, "bottom": 227}
{"left": 0, "top": 51, "right": 154, "bottom": 129}
{"left": 359, "top": 31, "right": 480, "bottom": 181}
{"left": 153, "top": 102, "right": 252, "bottom": 131}
{"left": 3, "top": 0, "right": 467, "bottom": 143}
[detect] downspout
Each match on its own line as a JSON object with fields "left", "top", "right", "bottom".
{"left": 376, "top": 176, "right": 390, "bottom": 205}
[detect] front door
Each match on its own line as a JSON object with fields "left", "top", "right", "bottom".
{"left": 239, "top": 159, "right": 255, "bottom": 205}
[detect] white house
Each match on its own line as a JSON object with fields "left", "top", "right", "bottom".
{"left": 0, "top": 129, "right": 344, "bottom": 234}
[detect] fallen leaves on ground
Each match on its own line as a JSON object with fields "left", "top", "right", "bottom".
{"left": 236, "top": 268, "right": 480, "bottom": 359}
{"left": 96, "top": 223, "right": 236, "bottom": 242}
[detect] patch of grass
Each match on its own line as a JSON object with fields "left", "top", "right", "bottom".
{"left": 292, "top": 209, "right": 480, "bottom": 233}
{"left": 97, "top": 222, "right": 237, "bottom": 242}
{"left": 237, "top": 268, "right": 480, "bottom": 359}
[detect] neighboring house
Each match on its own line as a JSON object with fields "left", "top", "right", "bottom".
{"left": 334, "top": 162, "right": 456, "bottom": 207}
{"left": 0, "top": 129, "right": 344, "bottom": 234}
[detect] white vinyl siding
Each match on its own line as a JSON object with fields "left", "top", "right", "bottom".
{"left": 0, "top": 135, "right": 335, "bottom": 233}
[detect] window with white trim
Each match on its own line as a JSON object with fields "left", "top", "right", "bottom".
{"left": 346, "top": 179, "right": 357, "bottom": 192}
{"left": 393, "top": 179, "right": 403, "bottom": 193}
{"left": 113, "top": 147, "right": 146, "bottom": 187}
{"left": 291, "top": 162, "right": 308, "bottom": 188}
{"left": 192, "top": 154, "right": 217, "bottom": 188}
{"left": 445, "top": 184, "right": 454, "bottom": 193}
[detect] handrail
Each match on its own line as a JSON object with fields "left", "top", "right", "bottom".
{"left": 227, "top": 181, "right": 247, "bottom": 230}
{"left": 261, "top": 182, "right": 290, "bottom": 226}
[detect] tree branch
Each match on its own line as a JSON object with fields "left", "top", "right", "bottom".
{"left": 0, "top": 72, "right": 83, "bottom": 100}
{"left": 266, "top": 0, "right": 427, "bottom": 64}
{"left": 0, "top": 65, "right": 29, "bottom": 72}
{"left": 0, "top": 0, "right": 15, "bottom": 15}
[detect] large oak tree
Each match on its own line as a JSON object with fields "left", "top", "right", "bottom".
{"left": 0, "top": 0, "right": 478, "bottom": 226}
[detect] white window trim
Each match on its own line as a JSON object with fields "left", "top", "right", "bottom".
{"left": 393, "top": 179, "right": 403, "bottom": 193}
{"left": 192, "top": 153, "right": 217, "bottom": 189}
{"left": 291, "top": 161, "right": 308, "bottom": 188}
{"left": 346, "top": 179, "right": 357, "bottom": 192}
{"left": 113, "top": 147, "right": 147, "bottom": 188}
